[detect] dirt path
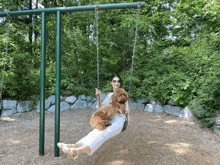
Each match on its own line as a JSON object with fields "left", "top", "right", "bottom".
{"left": 0, "top": 108, "right": 220, "bottom": 165}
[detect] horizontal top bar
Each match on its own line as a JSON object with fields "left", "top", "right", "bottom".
{"left": 0, "top": 2, "right": 145, "bottom": 17}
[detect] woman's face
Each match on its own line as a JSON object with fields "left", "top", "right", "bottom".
{"left": 110, "top": 76, "right": 121, "bottom": 90}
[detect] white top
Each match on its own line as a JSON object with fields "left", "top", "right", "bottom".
{"left": 96, "top": 92, "right": 129, "bottom": 114}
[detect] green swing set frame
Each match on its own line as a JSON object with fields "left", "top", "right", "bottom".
{"left": 0, "top": 2, "right": 145, "bottom": 157}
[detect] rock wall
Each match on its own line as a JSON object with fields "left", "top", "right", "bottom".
{"left": 1, "top": 94, "right": 220, "bottom": 136}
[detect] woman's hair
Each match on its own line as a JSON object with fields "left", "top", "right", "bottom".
{"left": 109, "top": 74, "right": 123, "bottom": 87}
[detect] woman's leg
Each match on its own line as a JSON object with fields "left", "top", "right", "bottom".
{"left": 62, "top": 144, "right": 91, "bottom": 161}
{"left": 76, "top": 144, "right": 91, "bottom": 154}
{"left": 73, "top": 141, "right": 85, "bottom": 148}
{"left": 57, "top": 141, "right": 84, "bottom": 149}
{"left": 58, "top": 143, "right": 74, "bottom": 149}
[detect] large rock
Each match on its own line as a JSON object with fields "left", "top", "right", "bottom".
{"left": 36, "top": 95, "right": 64, "bottom": 112}
{"left": 144, "top": 104, "right": 154, "bottom": 112}
{"left": 90, "top": 101, "right": 98, "bottom": 109}
{"left": 17, "top": 101, "right": 34, "bottom": 113}
{"left": 60, "top": 101, "right": 70, "bottom": 111}
{"left": 214, "top": 126, "right": 220, "bottom": 136}
{"left": 47, "top": 95, "right": 56, "bottom": 105}
{"left": 1, "top": 109, "right": 17, "bottom": 117}
{"left": 70, "top": 100, "right": 88, "bottom": 109}
{"left": 47, "top": 95, "right": 63, "bottom": 105}
{"left": 164, "top": 105, "right": 183, "bottom": 116}
{"left": 86, "top": 96, "right": 95, "bottom": 102}
{"left": 179, "top": 106, "right": 197, "bottom": 121}
{"left": 88, "top": 102, "right": 93, "bottom": 107}
{"left": 3, "top": 100, "right": 17, "bottom": 110}
{"left": 144, "top": 104, "right": 164, "bottom": 113}
{"left": 78, "top": 94, "right": 86, "bottom": 100}
{"left": 213, "top": 111, "right": 220, "bottom": 136}
{"left": 47, "top": 101, "right": 70, "bottom": 112}
{"left": 129, "top": 98, "right": 145, "bottom": 109}
{"left": 1, "top": 100, "right": 17, "bottom": 117}
{"left": 65, "top": 96, "right": 77, "bottom": 104}
{"left": 154, "top": 104, "right": 164, "bottom": 113}
{"left": 36, "top": 99, "right": 51, "bottom": 112}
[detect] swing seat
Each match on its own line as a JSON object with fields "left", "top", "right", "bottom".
{"left": 121, "top": 113, "right": 128, "bottom": 132}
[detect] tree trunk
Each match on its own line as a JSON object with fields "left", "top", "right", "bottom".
{"left": 29, "top": 0, "right": 33, "bottom": 55}
{"left": 34, "top": 0, "right": 38, "bottom": 42}
{"left": 44, "top": 0, "right": 48, "bottom": 8}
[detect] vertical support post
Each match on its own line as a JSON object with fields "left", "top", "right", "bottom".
{"left": 54, "top": 10, "right": 61, "bottom": 157}
{"left": 39, "top": 11, "right": 46, "bottom": 156}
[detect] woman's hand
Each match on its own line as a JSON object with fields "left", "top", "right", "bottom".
{"left": 95, "top": 88, "right": 102, "bottom": 108}
{"left": 95, "top": 88, "right": 101, "bottom": 96}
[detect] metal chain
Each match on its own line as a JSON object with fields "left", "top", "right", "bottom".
{"left": 0, "top": 10, "right": 11, "bottom": 104}
{"left": 128, "top": 2, "right": 141, "bottom": 100}
{"left": 96, "top": 5, "right": 99, "bottom": 90}
{"left": 94, "top": 3, "right": 141, "bottom": 109}
{"left": 95, "top": 5, "right": 101, "bottom": 108}
{"left": 121, "top": 2, "right": 141, "bottom": 132}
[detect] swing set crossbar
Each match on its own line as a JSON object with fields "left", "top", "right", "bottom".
{"left": 0, "top": 2, "right": 145, "bottom": 16}
{"left": 0, "top": 2, "right": 145, "bottom": 158}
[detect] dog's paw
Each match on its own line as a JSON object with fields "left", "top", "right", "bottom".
{"left": 97, "top": 124, "right": 106, "bottom": 131}
{"left": 103, "top": 120, "right": 111, "bottom": 126}
{"left": 90, "top": 120, "right": 98, "bottom": 129}
{"left": 96, "top": 119, "right": 110, "bottom": 131}
{"left": 100, "top": 120, "right": 111, "bottom": 128}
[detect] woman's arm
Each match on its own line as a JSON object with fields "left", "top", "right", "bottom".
{"left": 96, "top": 94, "right": 101, "bottom": 108}
{"left": 95, "top": 88, "right": 102, "bottom": 109}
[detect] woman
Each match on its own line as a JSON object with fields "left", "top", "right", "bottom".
{"left": 57, "top": 74, "right": 129, "bottom": 161}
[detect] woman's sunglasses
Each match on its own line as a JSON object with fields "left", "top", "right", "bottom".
{"left": 112, "top": 80, "right": 120, "bottom": 83}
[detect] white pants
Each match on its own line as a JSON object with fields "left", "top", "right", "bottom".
{"left": 78, "top": 114, "right": 126, "bottom": 155}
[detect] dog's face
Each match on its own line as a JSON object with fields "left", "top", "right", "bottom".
{"left": 112, "top": 88, "right": 128, "bottom": 104}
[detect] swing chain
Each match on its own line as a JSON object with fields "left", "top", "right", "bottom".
{"left": 128, "top": 2, "right": 141, "bottom": 100}
{"left": 95, "top": 5, "right": 99, "bottom": 90}
{"left": 0, "top": 9, "right": 11, "bottom": 105}
{"left": 95, "top": 5, "right": 101, "bottom": 108}
{"left": 121, "top": 2, "right": 141, "bottom": 132}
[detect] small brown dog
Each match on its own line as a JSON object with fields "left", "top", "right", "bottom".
{"left": 90, "top": 88, "right": 128, "bottom": 131}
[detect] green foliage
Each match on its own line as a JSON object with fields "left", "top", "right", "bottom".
{"left": 199, "top": 118, "right": 216, "bottom": 128}
{"left": 29, "top": 96, "right": 39, "bottom": 106}
{"left": 189, "top": 99, "right": 216, "bottom": 128}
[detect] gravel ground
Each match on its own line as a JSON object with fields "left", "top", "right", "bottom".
{"left": 0, "top": 108, "right": 220, "bottom": 165}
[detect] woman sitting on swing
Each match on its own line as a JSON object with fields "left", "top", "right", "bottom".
{"left": 57, "top": 74, "right": 130, "bottom": 161}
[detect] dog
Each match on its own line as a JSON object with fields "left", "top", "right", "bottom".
{"left": 90, "top": 88, "right": 128, "bottom": 131}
